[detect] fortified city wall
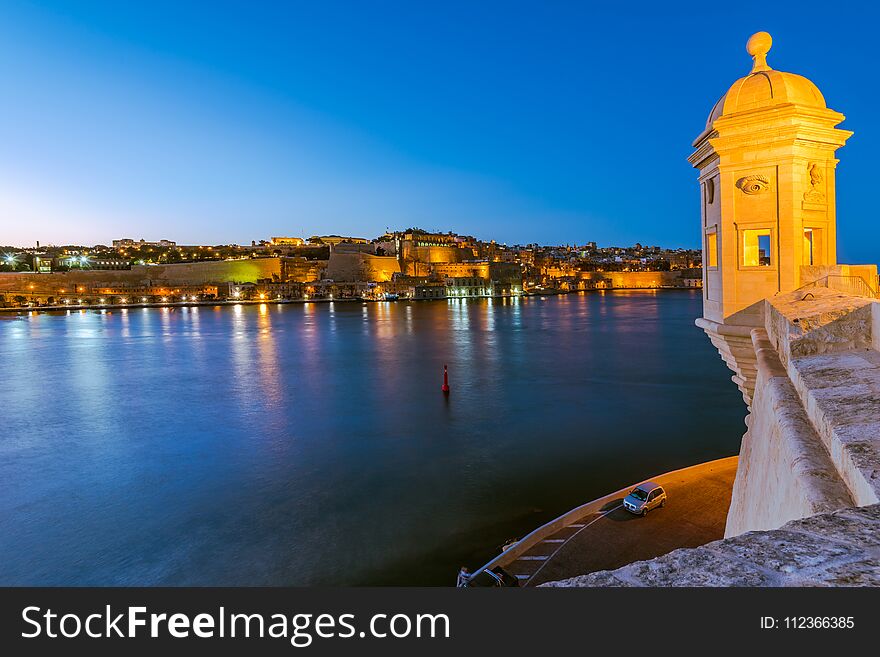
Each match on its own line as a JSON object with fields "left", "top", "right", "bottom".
{"left": 324, "top": 252, "right": 401, "bottom": 282}
{"left": 0, "top": 258, "right": 288, "bottom": 300}
{"left": 576, "top": 270, "right": 699, "bottom": 288}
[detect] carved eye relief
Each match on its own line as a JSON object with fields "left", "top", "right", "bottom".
{"left": 736, "top": 174, "right": 771, "bottom": 195}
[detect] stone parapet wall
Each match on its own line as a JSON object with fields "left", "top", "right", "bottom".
{"left": 725, "top": 329, "right": 854, "bottom": 536}
{"left": 873, "top": 302, "right": 880, "bottom": 352}
{"left": 765, "top": 288, "right": 873, "bottom": 368}
{"left": 764, "top": 290, "right": 880, "bottom": 507}
{"left": 722, "top": 290, "right": 880, "bottom": 539}
{"left": 542, "top": 504, "right": 880, "bottom": 587}
{"left": 787, "top": 351, "right": 880, "bottom": 507}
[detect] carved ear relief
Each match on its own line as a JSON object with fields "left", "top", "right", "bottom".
{"left": 705, "top": 178, "right": 715, "bottom": 204}
{"left": 736, "top": 174, "right": 771, "bottom": 195}
{"left": 804, "top": 162, "right": 826, "bottom": 204}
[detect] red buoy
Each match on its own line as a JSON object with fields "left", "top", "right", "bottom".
{"left": 442, "top": 364, "right": 450, "bottom": 395}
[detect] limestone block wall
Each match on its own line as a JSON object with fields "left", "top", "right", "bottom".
{"left": 724, "top": 329, "right": 853, "bottom": 536}
{"left": 843, "top": 264, "right": 879, "bottom": 293}
{"left": 399, "top": 243, "right": 466, "bottom": 265}
{"left": 799, "top": 264, "right": 847, "bottom": 287}
{"left": 786, "top": 351, "right": 880, "bottom": 508}
{"left": 577, "top": 271, "right": 697, "bottom": 288}
{"left": 324, "top": 252, "right": 401, "bottom": 282}
{"left": 134, "top": 259, "right": 284, "bottom": 284}
{"left": 724, "top": 291, "right": 880, "bottom": 537}
{"left": 431, "top": 262, "right": 490, "bottom": 279}
{"left": 874, "top": 302, "right": 880, "bottom": 352}
{"left": 283, "top": 258, "right": 327, "bottom": 283}
{"left": 765, "top": 288, "right": 873, "bottom": 367}
{"left": 800, "top": 264, "right": 879, "bottom": 294}
{"left": 0, "top": 258, "right": 285, "bottom": 299}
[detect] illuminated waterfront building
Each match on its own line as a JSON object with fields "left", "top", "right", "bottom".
{"left": 270, "top": 236, "right": 305, "bottom": 246}
{"left": 112, "top": 238, "right": 177, "bottom": 248}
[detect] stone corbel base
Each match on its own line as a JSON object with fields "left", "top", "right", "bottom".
{"left": 695, "top": 317, "right": 759, "bottom": 408}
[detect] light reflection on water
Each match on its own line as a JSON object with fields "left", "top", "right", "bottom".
{"left": 0, "top": 291, "right": 744, "bottom": 585}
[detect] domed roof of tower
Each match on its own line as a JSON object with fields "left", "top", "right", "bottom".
{"left": 705, "top": 32, "right": 826, "bottom": 131}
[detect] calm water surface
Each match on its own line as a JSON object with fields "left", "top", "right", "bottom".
{"left": 0, "top": 291, "right": 745, "bottom": 585}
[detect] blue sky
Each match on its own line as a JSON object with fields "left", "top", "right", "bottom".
{"left": 1, "top": 0, "right": 877, "bottom": 261}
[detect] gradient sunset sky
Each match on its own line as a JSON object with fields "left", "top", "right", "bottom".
{"left": 1, "top": 1, "right": 877, "bottom": 262}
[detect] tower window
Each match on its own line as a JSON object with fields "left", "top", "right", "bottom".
{"left": 742, "top": 229, "right": 772, "bottom": 267}
{"left": 804, "top": 228, "right": 814, "bottom": 265}
{"left": 706, "top": 231, "right": 718, "bottom": 268}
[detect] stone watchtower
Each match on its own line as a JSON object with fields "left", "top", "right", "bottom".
{"left": 689, "top": 32, "right": 853, "bottom": 405}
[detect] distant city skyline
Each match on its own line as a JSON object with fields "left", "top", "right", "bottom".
{"left": 0, "top": 230, "right": 694, "bottom": 251}
{"left": 1, "top": 1, "right": 878, "bottom": 263}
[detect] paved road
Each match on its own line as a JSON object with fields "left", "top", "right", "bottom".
{"left": 502, "top": 457, "right": 738, "bottom": 586}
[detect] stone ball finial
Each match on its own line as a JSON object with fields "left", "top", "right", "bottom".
{"left": 747, "top": 32, "right": 773, "bottom": 72}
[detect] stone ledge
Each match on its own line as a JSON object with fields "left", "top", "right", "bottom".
{"left": 540, "top": 504, "right": 880, "bottom": 587}
{"left": 765, "top": 289, "right": 874, "bottom": 367}
{"left": 788, "top": 350, "right": 880, "bottom": 506}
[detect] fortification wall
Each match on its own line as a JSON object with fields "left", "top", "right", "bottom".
{"left": 724, "top": 290, "right": 880, "bottom": 537}
{"left": 578, "top": 271, "right": 698, "bottom": 287}
{"left": 414, "top": 245, "right": 468, "bottom": 263}
{"left": 324, "top": 252, "right": 400, "bottom": 282}
{"left": 432, "top": 262, "right": 490, "bottom": 279}
{"left": 134, "top": 259, "right": 283, "bottom": 284}
{"left": 0, "top": 258, "right": 284, "bottom": 299}
{"left": 283, "top": 258, "right": 327, "bottom": 283}
{"left": 725, "top": 329, "right": 854, "bottom": 536}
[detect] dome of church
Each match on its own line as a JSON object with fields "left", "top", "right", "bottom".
{"left": 705, "top": 32, "right": 826, "bottom": 131}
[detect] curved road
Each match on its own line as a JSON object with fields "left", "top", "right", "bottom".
{"left": 502, "top": 456, "right": 738, "bottom": 586}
